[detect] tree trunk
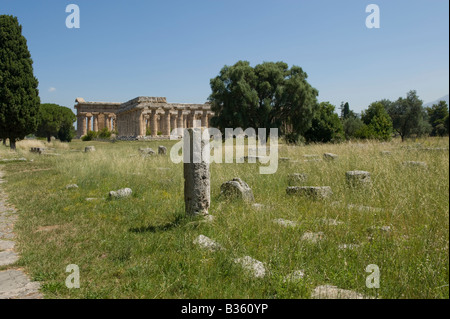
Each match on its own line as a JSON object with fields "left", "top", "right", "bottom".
{"left": 47, "top": 135, "right": 51, "bottom": 143}
{"left": 2, "top": 138, "right": 6, "bottom": 146}
{"left": 10, "top": 138, "right": 16, "bottom": 150}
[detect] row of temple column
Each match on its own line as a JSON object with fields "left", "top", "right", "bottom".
{"left": 145, "top": 108, "right": 211, "bottom": 136}
{"left": 118, "top": 108, "right": 212, "bottom": 137}
{"left": 77, "top": 112, "right": 116, "bottom": 137}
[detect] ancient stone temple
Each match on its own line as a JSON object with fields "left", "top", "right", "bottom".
{"left": 74, "top": 97, "right": 213, "bottom": 139}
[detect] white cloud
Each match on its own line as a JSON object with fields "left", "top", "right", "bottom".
{"left": 48, "top": 87, "right": 56, "bottom": 93}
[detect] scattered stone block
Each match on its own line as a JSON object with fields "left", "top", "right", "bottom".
{"left": 321, "top": 218, "right": 344, "bottom": 226}
{"left": 312, "top": 285, "right": 374, "bottom": 299}
{"left": 158, "top": 146, "right": 167, "bottom": 155}
{"left": 0, "top": 270, "right": 42, "bottom": 299}
{"left": 193, "top": 235, "right": 223, "bottom": 252}
{"left": 252, "top": 203, "right": 264, "bottom": 210}
{"left": 203, "top": 215, "right": 215, "bottom": 223}
{"left": 346, "top": 171, "right": 372, "bottom": 187}
{"left": 0, "top": 251, "right": 19, "bottom": 267}
{"left": 286, "top": 186, "right": 332, "bottom": 200}
{"left": 109, "top": 188, "right": 132, "bottom": 199}
{"left": 0, "top": 240, "right": 15, "bottom": 251}
{"left": 402, "top": 161, "right": 427, "bottom": 168}
{"left": 1, "top": 158, "right": 27, "bottom": 162}
{"left": 30, "top": 147, "right": 45, "bottom": 154}
{"left": 65, "top": 184, "right": 78, "bottom": 190}
{"left": 221, "top": 178, "right": 255, "bottom": 202}
{"left": 85, "top": 146, "right": 96, "bottom": 153}
{"left": 139, "top": 148, "right": 156, "bottom": 156}
{"left": 301, "top": 232, "right": 325, "bottom": 243}
{"left": 323, "top": 153, "right": 338, "bottom": 160}
{"left": 273, "top": 218, "right": 298, "bottom": 228}
{"left": 283, "top": 270, "right": 305, "bottom": 283}
{"left": 234, "top": 256, "right": 266, "bottom": 278}
{"left": 287, "top": 173, "right": 308, "bottom": 186}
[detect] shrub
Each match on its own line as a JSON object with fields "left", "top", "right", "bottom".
{"left": 81, "top": 131, "right": 97, "bottom": 141}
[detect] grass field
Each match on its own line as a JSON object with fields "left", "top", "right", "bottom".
{"left": 0, "top": 137, "right": 448, "bottom": 299}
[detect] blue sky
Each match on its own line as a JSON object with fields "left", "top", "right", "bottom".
{"left": 1, "top": 0, "right": 448, "bottom": 114}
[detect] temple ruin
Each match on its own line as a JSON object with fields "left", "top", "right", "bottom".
{"left": 75, "top": 96, "right": 214, "bottom": 139}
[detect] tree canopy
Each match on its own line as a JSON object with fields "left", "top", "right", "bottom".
{"left": 0, "top": 15, "right": 40, "bottom": 149}
{"left": 387, "top": 90, "right": 431, "bottom": 141}
{"left": 426, "top": 101, "right": 449, "bottom": 137}
{"left": 36, "top": 103, "right": 76, "bottom": 142}
{"left": 358, "top": 102, "right": 393, "bottom": 141}
{"left": 209, "top": 61, "right": 319, "bottom": 140}
{"left": 304, "top": 102, "right": 343, "bottom": 143}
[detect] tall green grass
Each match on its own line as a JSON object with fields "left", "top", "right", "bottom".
{"left": 0, "top": 137, "right": 448, "bottom": 298}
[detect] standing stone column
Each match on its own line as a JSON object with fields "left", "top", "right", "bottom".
{"left": 104, "top": 113, "right": 110, "bottom": 131}
{"left": 177, "top": 110, "right": 184, "bottom": 129}
{"left": 201, "top": 110, "right": 208, "bottom": 128}
{"left": 164, "top": 109, "right": 171, "bottom": 136}
{"left": 93, "top": 113, "right": 99, "bottom": 132}
{"left": 138, "top": 112, "right": 145, "bottom": 136}
{"left": 146, "top": 115, "right": 150, "bottom": 132}
{"left": 151, "top": 110, "right": 158, "bottom": 136}
{"left": 184, "top": 128, "right": 210, "bottom": 216}
{"left": 190, "top": 110, "right": 196, "bottom": 128}
{"left": 170, "top": 112, "right": 177, "bottom": 135}
{"left": 86, "top": 114, "right": 92, "bottom": 132}
{"left": 77, "top": 113, "right": 85, "bottom": 137}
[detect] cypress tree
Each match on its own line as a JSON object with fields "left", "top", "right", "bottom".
{"left": 0, "top": 15, "right": 40, "bottom": 150}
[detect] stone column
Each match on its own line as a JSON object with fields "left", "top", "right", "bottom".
{"left": 108, "top": 115, "right": 113, "bottom": 131}
{"left": 201, "top": 110, "right": 208, "bottom": 128}
{"left": 138, "top": 112, "right": 145, "bottom": 136}
{"left": 146, "top": 115, "right": 150, "bottom": 133}
{"left": 164, "top": 109, "right": 171, "bottom": 136}
{"left": 104, "top": 113, "right": 110, "bottom": 131}
{"left": 190, "top": 110, "right": 196, "bottom": 128}
{"left": 184, "top": 128, "right": 210, "bottom": 216}
{"left": 86, "top": 113, "right": 92, "bottom": 132}
{"left": 77, "top": 113, "right": 85, "bottom": 137}
{"left": 177, "top": 110, "right": 184, "bottom": 130}
{"left": 93, "top": 113, "right": 99, "bottom": 132}
{"left": 170, "top": 112, "right": 177, "bottom": 135}
{"left": 151, "top": 110, "right": 158, "bottom": 136}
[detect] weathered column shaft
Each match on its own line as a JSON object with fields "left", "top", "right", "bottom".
{"left": 151, "top": 110, "right": 158, "bottom": 136}
{"left": 190, "top": 111, "right": 196, "bottom": 128}
{"left": 170, "top": 113, "right": 177, "bottom": 135}
{"left": 87, "top": 116, "right": 92, "bottom": 132}
{"left": 201, "top": 111, "right": 208, "bottom": 128}
{"left": 184, "top": 128, "right": 210, "bottom": 216}
{"left": 164, "top": 110, "right": 171, "bottom": 136}
{"left": 177, "top": 110, "right": 184, "bottom": 129}
{"left": 82, "top": 116, "right": 87, "bottom": 136}
{"left": 93, "top": 114, "right": 99, "bottom": 132}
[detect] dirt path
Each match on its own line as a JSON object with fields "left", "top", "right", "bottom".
{"left": 0, "top": 168, "right": 42, "bottom": 299}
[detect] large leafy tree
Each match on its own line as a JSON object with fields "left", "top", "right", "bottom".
{"left": 426, "top": 101, "right": 449, "bottom": 136}
{"left": 304, "top": 102, "right": 343, "bottom": 143}
{"left": 36, "top": 104, "right": 76, "bottom": 142}
{"left": 359, "top": 102, "right": 393, "bottom": 141}
{"left": 209, "top": 61, "right": 318, "bottom": 140}
{"left": 388, "top": 90, "right": 431, "bottom": 141}
{"left": 0, "top": 15, "right": 40, "bottom": 149}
